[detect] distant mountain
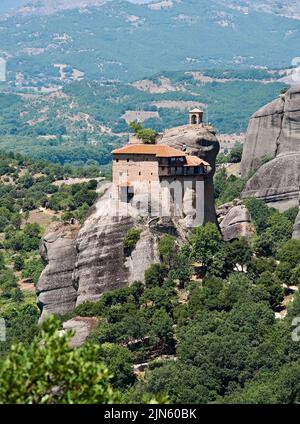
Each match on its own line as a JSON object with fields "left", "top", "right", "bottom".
{"left": 223, "top": 1, "right": 300, "bottom": 20}
{"left": 0, "top": 0, "right": 300, "bottom": 83}
{"left": 0, "top": 0, "right": 28, "bottom": 16}
{"left": 7, "top": 0, "right": 300, "bottom": 19}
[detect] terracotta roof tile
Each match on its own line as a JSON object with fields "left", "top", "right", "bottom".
{"left": 112, "top": 144, "right": 209, "bottom": 168}
{"left": 112, "top": 144, "right": 186, "bottom": 158}
{"left": 184, "top": 155, "right": 209, "bottom": 167}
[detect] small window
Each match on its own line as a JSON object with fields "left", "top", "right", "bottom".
{"left": 127, "top": 159, "right": 129, "bottom": 162}
{"left": 116, "top": 159, "right": 119, "bottom": 163}
{"left": 139, "top": 172, "right": 141, "bottom": 176}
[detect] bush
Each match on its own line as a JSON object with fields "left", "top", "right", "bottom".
{"left": 22, "top": 258, "right": 44, "bottom": 285}
{"left": 158, "top": 235, "right": 176, "bottom": 266}
{"left": 123, "top": 228, "right": 142, "bottom": 254}
{"left": 129, "top": 122, "right": 157, "bottom": 144}
{"left": 0, "top": 317, "right": 120, "bottom": 404}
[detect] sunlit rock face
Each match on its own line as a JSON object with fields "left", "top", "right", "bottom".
{"left": 158, "top": 123, "right": 220, "bottom": 224}
{"left": 241, "top": 86, "right": 300, "bottom": 211}
{"left": 73, "top": 187, "right": 159, "bottom": 306}
{"left": 293, "top": 203, "right": 300, "bottom": 240}
{"left": 37, "top": 187, "right": 160, "bottom": 320}
{"left": 36, "top": 223, "right": 80, "bottom": 322}
{"left": 217, "top": 200, "right": 255, "bottom": 242}
{"left": 37, "top": 124, "right": 219, "bottom": 320}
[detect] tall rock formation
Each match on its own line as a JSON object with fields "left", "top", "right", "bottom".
{"left": 73, "top": 187, "right": 159, "bottom": 306}
{"left": 241, "top": 86, "right": 300, "bottom": 211}
{"left": 293, "top": 201, "right": 300, "bottom": 240}
{"left": 158, "top": 123, "right": 219, "bottom": 224}
{"left": 37, "top": 186, "right": 160, "bottom": 319}
{"left": 217, "top": 200, "right": 255, "bottom": 242}
{"left": 36, "top": 223, "right": 80, "bottom": 321}
{"left": 36, "top": 124, "right": 219, "bottom": 320}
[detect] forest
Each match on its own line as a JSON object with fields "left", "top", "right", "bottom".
{"left": 0, "top": 150, "right": 299, "bottom": 404}
{"left": 0, "top": 70, "right": 284, "bottom": 165}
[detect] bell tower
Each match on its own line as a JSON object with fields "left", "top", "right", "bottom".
{"left": 189, "top": 108, "right": 203, "bottom": 125}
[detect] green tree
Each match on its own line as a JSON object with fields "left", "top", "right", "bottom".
{"left": 145, "top": 264, "right": 168, "bottom": 288}
{"left": 123, "top": 228, "right": 142, "bottom": 254}
{"left": 227, "top": 143, "right": 243, "bottom": 163}
{"left": 0, "top": 317, "right": 120, "bottom": 404}
{"left": 291, "top": 265, "right": 300, "bottom": 286}
{"left": 22, "top": 258, "right": 44, "bottom": 285}
{"left": 189, "top": 223, "right": 223, "bottom": 268}
{"left": 256, "top": 272, "right": 284, "bottom": 309}
{"left": 158, "top": 235, "right": 176, "bottom": 267}
{"left": 278, "top": 240, "right": 300, "bottom": 268}
{"left": 98, "top": 343, "right": 135, "bottom": 390}
{"left": 13, "top": 255, "right": 24, "bottom": 271}
{"left": 244, "top": 198, "right": 272, "bottom": 233}
{"left": 227, "top": 238, "right": 252, "bottom": 272}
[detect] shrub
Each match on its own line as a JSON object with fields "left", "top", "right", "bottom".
{"left": 123, "top": 228, "right": 142, "bottom": 254}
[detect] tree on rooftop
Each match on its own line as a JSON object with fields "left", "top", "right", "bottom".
{"left": 129, "top": 121, "right": 157, "bottom": 144}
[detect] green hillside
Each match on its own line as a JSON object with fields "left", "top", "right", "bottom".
{"left": 0, "top": 69, "right": 285, "bottom": 164}
{"left": 1, "top": 0, "right": 300, "bottom": 84}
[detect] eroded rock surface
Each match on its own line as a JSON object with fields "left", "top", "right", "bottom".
{"left": 36, "top": 223, "right": 80, "bottom": 322}
{"left": 293, "top": 204, "right": 300, "bottom": 240}
{"left": 37, "top": 187, "right": 161, "bottom": 319}
{"left": 37, "top": 124, "right": 219, "bottom": 319}
{"left": 158, "top": 123, "right": 220, "bottom": 224}
{"left": 63, "top": 317, "right": 98, "bottom": 347}
{"left": 241, "top": 86, "right": 300, "bottom": 210}
{"left": 217, "top": 200, "right": 255, "bottom": 241}
{"left": 74, "top": 187, "right": 159, "bottom": 306}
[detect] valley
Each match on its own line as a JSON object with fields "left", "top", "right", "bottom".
{"left": 0, "top": 69, "right": 285, "bottom": 165}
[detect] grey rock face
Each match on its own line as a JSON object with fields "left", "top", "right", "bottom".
{"left": 63, "top": 317, "right": 98, "bottom": 347}
{"left": 158, "top": 124, "right": 220, "bottom": 224}
{"left": 36, "top": 223, "right": 80, "bottom": 322}
{"left": 217, "top": 200, "right": 255, "bottom": 241}
{"left": 293, "top": 205, "right": 300, "bottom": 240}
{"left": 74, "top": 187, "right": 159, "bottom": 306}
{"left": 37, "top": 124, "right": 219, "bottom": 319}
{"left": 37, "top": 187, "right": 161, "bottom": 318}
{"left": 241, "top": 86, "right": 300, "bottom": 210}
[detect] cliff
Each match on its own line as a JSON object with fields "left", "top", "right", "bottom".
{"left": 293, "top": 201, "right": 300, "bottom": 240}
{"left": 217, "top": 200, "right": 255, "bottom": 242}
{"left": 36, "top": 124, "right": 219, "bottom": 320}
{"left": 158, "top": 123, "right": 219, "bottom": 224}
{"left": 37, "top": 223, "right": 80, "bottom": 321}
{"left": 241, "top": 86, "right": 300, "bottom": 211}
{"left": 36, "top": 186, "right": 161, "bottom": 319}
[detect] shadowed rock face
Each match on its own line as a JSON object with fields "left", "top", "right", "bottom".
{"left": 158, "top": 124, "right": 220, "bottom": 224}
{"left": 241, "top": 86, "right": 300, "bottom": 211}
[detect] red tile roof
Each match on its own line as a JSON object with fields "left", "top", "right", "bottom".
{"left": 112, "top": 144, "right": 209, "bottom": 167}
{"left": 112, "top": 144, "right": 186, "bottom": 158}
{"left": 184, "top": 155, "right": 209, "bottom": 167}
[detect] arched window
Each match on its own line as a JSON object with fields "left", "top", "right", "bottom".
{"left": 191, "top": 114, "right": 197, "bottom": 124}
